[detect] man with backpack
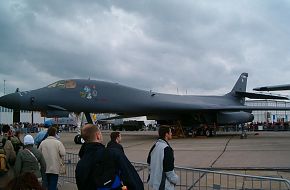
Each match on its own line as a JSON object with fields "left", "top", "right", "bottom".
{"left": 76, "top": 124, "right": 127, "bottom": 190}
{"left": 0, "top": 124, "right": 17, "bottom": 189}
{"left": 75, "top": 124, "right": 107, "bottom": 190}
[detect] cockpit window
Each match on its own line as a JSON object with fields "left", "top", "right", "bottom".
{"left": 47, "top": 80, "right": 76, "bottom": 89}
{"left": 65, "top": 80, "right": 76, "bottom": 88}
{"left": 47, "top": 82, "right": 59, "bottom": 88}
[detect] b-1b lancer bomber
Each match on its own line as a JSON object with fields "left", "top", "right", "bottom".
{"left": 0, "top": 73, "right": 289, "bottom": 138}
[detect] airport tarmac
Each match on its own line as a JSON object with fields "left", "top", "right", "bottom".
{"left": 55, "top": 130, "right": 290, "bottom": 189}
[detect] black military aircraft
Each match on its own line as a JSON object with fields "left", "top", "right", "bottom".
{"left": 0, "top": 73, "right": 289, "bottom": 139}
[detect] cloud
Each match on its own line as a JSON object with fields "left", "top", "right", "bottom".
{"left": 1, "top": 0, "right": 290, "bottom": 96}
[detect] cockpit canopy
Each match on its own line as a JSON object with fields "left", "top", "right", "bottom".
{"left": 47, "top": 80, "right": 76, "bottom": 89}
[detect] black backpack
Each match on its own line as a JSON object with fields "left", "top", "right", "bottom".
{"left": 94, "top": 148, "right": 121, "bottom": 188}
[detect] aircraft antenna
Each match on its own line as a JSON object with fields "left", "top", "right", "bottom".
{"left": 3, "top": 80, "right": 6, "bottom": 95}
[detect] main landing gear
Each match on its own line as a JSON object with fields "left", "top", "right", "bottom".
{"left": 74, "top": 112, "right": 93, "bottom": 144}
{"left": 194, "top": 127, "right": 217, "bottom": 137}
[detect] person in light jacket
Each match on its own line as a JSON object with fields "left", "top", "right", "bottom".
{"left": 39, "top": 127, "right": 66, "bottom": 190}
{"left": 147, "top": 126, "right": 178, "bottom": 190}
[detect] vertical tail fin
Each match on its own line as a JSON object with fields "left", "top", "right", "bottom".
{"left": 230, "top": 73, "right": 248, "bottom": 94}
{"left": 225, "top": 73, "right": 248, "bottom": 104}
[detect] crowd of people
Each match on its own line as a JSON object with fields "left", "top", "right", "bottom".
{"left": 0, "top": 123, "right": 45, "bottom": 134}
{"left": 0, "top": 124, "right": 66, "bottom": 190}
{"left": 0, "top": 123, "right": 179, "bottom": 190}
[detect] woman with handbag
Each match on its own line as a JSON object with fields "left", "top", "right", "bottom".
{"left": 14, "top": 135, "right": 46, "bottom": 184}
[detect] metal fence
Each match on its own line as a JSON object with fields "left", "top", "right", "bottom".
{"left": 61, "top": 153, "right": 290, "bottom": 190}
{"left": 60, "top": 152, "right": 79, "bottom": 184}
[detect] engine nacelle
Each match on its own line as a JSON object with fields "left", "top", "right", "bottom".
{"left": 217, "top": 111, "right": 254, "bottom": 125}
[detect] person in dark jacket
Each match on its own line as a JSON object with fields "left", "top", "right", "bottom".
{"left": 107, "top": 132, "right": 124, "bottom": 153}
{"left": 75, "top": 124, "right": 105, "bottom": 190}
{"left": 78, "top": 142, "right": 86, "bottom": 159}
{"left": 11, "top": 131, "right": 23, "bottom": 154}
{"left": 107, "top": 132, "right": 144, "bottom": 190}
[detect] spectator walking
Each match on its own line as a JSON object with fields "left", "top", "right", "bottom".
{"left": 39, "top": 127, "right": 66, "bottom": 190}
{"left": 34, "top": 130, "right": 48, "bottom": 148}
{"left": 147, "top": 125, "right": 178, "bottom": 190}
{"left": 14, "top": 135, "right": 46, "bottom": 183}
{"left": 11, "top": 131, "right": 23, "bottom": 154}
{"left": 107, "top": 131, "right": 124, "bottom": 153}
{"left": 75, "top": 124, "right": 106, "bottom": 190}
{"left": 107, "top": 131, "right": 144, "bottom": 189}
{"left": 0, "top": 125, "right": 16, "bottom": 189}
{"left": 76, "top": 125, "right": 144, "bottom": 190}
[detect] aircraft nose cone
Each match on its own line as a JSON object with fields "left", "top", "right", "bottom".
{"left": 0, "top": 93, "right": 21, "bottom": 109}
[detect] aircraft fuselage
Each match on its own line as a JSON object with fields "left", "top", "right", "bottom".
{"left": 0, "top": 79, "right": 253, "bottom": 125}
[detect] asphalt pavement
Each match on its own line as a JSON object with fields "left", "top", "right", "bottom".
{"left": 54, "top": 130, "right": 290, "bottom": 189}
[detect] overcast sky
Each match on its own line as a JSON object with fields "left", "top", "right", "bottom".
{"left": 1, "top": 0, "right": 290, "bottom": 97}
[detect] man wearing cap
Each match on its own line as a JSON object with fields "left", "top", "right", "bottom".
{"left": 14, "top": 134, "right": 46, "bottom": 182}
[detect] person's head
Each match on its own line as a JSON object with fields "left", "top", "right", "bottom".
{"left": 110, "top": 131, "right": 121, "bottom": 143}
{"left": 47, "top": 127, "right": 57, "bottom": 137}
{"left": 2, "top": 124, "right": 11, "bottom": 134}
{"left": 15, "top": 131, "right": 21, "bottom": 137}
{"left": 158, "top": 125, "right": 172, "bottom": 141}
{"left": 6, "top": 172, "right": 44, "bottom": 190}
{"left": 81, "top": 124, "right": 102, "bottom": 143}
{"left": 24, "top": 135, "right": 34, "bottom": 146}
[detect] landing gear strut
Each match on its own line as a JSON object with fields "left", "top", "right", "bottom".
{"left": 74, "top": 112, "right": 93, "bottom": 144}
{"left": 240, "top": 124, "right": 247, "bottom": 139}
{"left": 171, "top": 121, "right": 185, "bottom": 138}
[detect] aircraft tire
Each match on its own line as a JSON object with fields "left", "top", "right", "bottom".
{"left": 210, "top": 129, "right": 217, "bottom": 136}
{"left": 205, "top": 129, "right": 211, "bottom": 137}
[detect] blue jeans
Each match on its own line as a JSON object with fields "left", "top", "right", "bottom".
{"left": 46, "top": 173, "right": 59, "bottom": 190}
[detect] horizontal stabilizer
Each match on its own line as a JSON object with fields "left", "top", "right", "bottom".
{"left": 253, "top": 84, "right": 290, "bottom": 91}
{"left": 235, "top": 91, "right": 289, "bottom": 100}
{"left": 47, "top": 105, "right": 67, "bottom": 111}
